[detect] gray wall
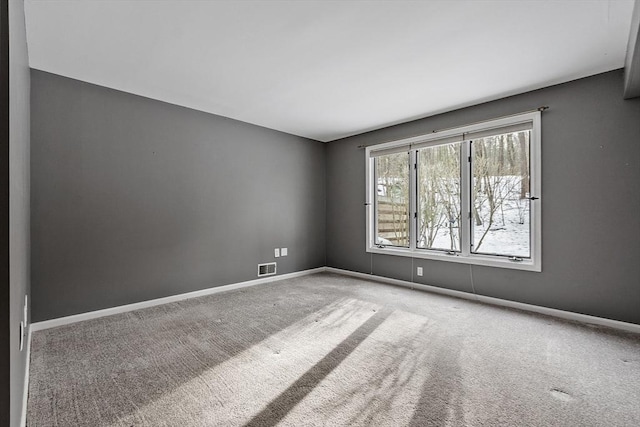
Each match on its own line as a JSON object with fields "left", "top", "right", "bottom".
{"left": 31, "top": 70, "right": 326, "bottom": 321}
{"left": 326, "top": 69, "right": 640, "bottom": 325}
{"left": 8, "top": 0, "right": 30, "bottom": 425}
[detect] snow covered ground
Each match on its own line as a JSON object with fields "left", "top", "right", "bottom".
{"left": 472, "top": 198, "right": 530, "bottom": 257}
{"left": 428, "top": 202, "right": 530, "bottom": 257}
{"left": 429, "top": 179, "right": 531, "bottom": 258}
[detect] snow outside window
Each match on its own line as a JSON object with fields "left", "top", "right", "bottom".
{"left": 365, "top": 111, "right": 542, "bottom": 272}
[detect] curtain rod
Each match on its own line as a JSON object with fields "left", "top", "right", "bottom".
{"left": 357, "top": 106, "right": 549, "bottom": 149}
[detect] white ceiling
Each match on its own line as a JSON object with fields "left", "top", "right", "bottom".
{"left": 25, "top": 0, "right": 635, "bottom": 142}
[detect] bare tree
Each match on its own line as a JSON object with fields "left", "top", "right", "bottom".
{"left": 417, "top": 143, "right": 460, "bottom": 250}
{"left": 472, "top": 134, "right": 524, "bottom": 252}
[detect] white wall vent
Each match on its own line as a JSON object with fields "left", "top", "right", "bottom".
{"left": 258, "top": 262, "right": 277, "bottom": 277}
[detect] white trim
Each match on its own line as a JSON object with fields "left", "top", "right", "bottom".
{"left": 30, "top": 267, "right": 325, "bottom": 331}
{"left": 472, "top": 294, "right": 640, "bottom": 334}
{"left": 29, "top": 264, "right": 640, "bottom": 335}
{"left": 326, "top": 267, "right": 479, "bottom": 300}
{"left": 366, "top": 246, "right": 541, "bottom": 271}
{"left": 20, "top": 325, "right": 31, "bottom": 427}
{"left": 530, "top": 111, "right": 542, "bottom": 271}
{"left": 365, "top": 148, "right": 373, "bottom": 251}
{"left": 365, "top": 111, "right": 542, "bottom": 272}
{"left": 325, "top": 267, "right": 640, "bottom": 334}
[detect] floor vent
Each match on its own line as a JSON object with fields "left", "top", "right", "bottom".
{"left": 258, "top": 262, "right": 277, "bottom": 277}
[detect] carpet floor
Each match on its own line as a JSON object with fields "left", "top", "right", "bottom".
{"left": 27, "top": 272, "right": 640, "bottom": 426}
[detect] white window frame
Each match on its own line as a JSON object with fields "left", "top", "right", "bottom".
{"left": 365, "top": 111, "right": 541, "bottom": 272}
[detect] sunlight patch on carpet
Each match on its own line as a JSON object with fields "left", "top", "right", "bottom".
{"left": 109, "top": 297, "right": 382, "bottom": 426}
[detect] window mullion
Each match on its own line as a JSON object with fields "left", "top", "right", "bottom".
{"left": 409, "top": 149, "right": 417, "bottom": 251}
{"left": 371, "top": 159, "right": 377, "bottom": 248}
{"left": 460, "top": 141, "right": 471, "bottom": 257}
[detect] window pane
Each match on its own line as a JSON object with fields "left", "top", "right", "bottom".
{"left": 471, "top": 131, "right": 530, "bottom": 258}
{"left": 375, "top": 152, "right": 410, "bottom": 247}
{"left": 417, "top": 143, "right": 461, "bottom": 251}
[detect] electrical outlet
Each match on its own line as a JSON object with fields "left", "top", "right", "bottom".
{"left": 416, "top": 267, "right": 423, "bottom": 276}
{"left": 281, "top": 248, "right": 288, "bottom": 256}
{"left": 274, "top": 248, "right": 280, "bottom": 258}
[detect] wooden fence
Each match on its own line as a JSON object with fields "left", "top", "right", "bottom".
{"left": 376, "top": 199, "right": 409, "bottom": 246}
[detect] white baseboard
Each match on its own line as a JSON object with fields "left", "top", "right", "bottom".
{"left": 20, "top": 325, "right": 31, "bottom": 427}
{"left": 30, "top": 265, "right": 640, "bottom": 335}
{"left": 31, "top": 267, "right": 326, "bottom": 332}
{"left": 325, "top": 267, "right": 477, "bottom": 301}
{"left": 325, "top": 267, "right": 640, "bottom": 334}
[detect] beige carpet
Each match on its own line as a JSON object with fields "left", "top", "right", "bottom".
{"left": 27, "top": 272, "right": 640, "bottom": 426}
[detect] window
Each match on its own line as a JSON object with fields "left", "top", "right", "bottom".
{"left": 366, "top": 111, "right": 541, "bottom": 271}
{"left": 374, "top": 151, "right": 410, "bottom": 247}
{"left": 417, "top": 141, "right": 462, "bottom": 252}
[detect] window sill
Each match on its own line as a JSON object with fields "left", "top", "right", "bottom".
{"left": 366, "top": 246, "right": 541, "bottom": 272}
